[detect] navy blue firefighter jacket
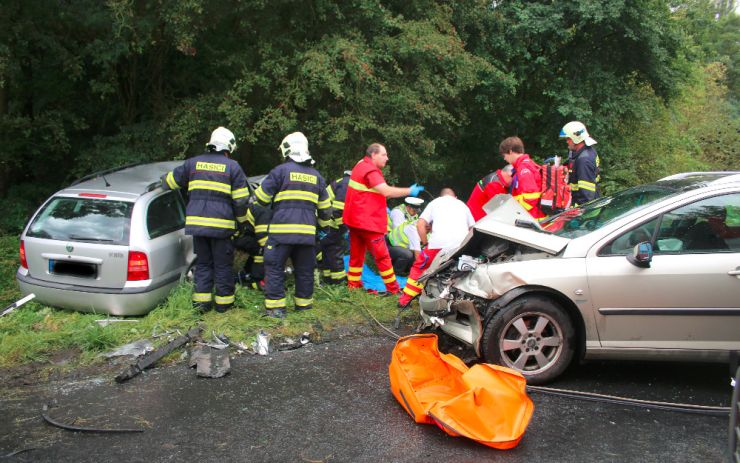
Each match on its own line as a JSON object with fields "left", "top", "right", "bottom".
{"left": 162, "top": 152, "right": 250, "bottom": 238}
{"left": 254, "top": 160, "right": 332, "bottom": 245}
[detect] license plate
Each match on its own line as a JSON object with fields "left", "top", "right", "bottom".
{"left": 49, "top": 259, "right": 98, "bottom": 278}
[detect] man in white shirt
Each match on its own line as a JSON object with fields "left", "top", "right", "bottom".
{"left": 398, "top": 188, "right": 475, "bottom": 308}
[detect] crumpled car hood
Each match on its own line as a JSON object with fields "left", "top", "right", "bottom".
{"left": 478, "top": 195, "right": 570, "bottom": 254}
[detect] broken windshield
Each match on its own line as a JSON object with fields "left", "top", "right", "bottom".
{"left": 542, "top": 184, "right": 679, "bottom": 238}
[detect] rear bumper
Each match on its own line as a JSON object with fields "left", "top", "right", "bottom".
{"left": 16, "top": 269, "right": 179, "bottom": 316}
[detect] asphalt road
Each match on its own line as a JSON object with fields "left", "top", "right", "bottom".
{"left": 0, "top": 335, "right": 733, "bottom": 462}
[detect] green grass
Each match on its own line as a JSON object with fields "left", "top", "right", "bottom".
{"left": 0, "top": 235, "right": 413, "bottom": 369}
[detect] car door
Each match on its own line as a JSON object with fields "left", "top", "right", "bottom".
{"left": 586, "top": 192, "right": 740, "bottom": 351}
{"left": 145, "top": 191, "right": 188, "bottom": 284}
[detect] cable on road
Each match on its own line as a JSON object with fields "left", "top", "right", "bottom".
{"left": 359, "top": 302, "right": 401, "bottom": 340}
{"left": 527, "top": 385, "right": 730, "bottom": 417}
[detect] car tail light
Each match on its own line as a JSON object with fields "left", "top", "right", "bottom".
{"left": 127, "top": 251, "right": 149, "bottom": 281}
{"left": 20, "top": 240, "right": 28, "bottom": 269}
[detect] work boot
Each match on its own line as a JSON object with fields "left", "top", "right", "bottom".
{"left": 265, "top": 308, "right": 286, "bottom": 319}
{"left": 295, "top": 304, "right": 312, "bottom": 312}
{"left": 215, "top": 304, "right": 232, "bottom": 314}
{"left": 195, "top": 302, "right": 213, "bottom": 313}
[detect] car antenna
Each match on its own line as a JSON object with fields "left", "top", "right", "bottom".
{"left": 102, "top": 174, "right": 111, "bottom": 187}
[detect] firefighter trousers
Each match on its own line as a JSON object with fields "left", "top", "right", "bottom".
{"left": 263, "top": 238, "right": 316, "bottom": 311}
{"left": 346, "top": 226, "right": 400, "bottom": 293}
{"left": 318, "top": 226, "right": 347, "bottom": 284}
{"left": 192, "top": 236, "right": 236, "bottom": 312}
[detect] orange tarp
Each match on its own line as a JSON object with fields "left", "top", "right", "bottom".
{"left": 389, "top": 334, "right": 534, "bottom": 449}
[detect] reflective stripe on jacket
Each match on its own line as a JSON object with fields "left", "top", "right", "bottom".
{"left": 510, "top": 154, "right": 545, "bottom": 219}
{"left": 162, "top": 152, "right": 249, "bottom": 238}
{"left": 254, "top": 160, "right": 331, "bottom": 245}
{"left": 568, "top": 146, "right": 600, "bottom": 206}
{"left": 343, "top": 157, "right": 387, "bottom": 233}
{"left": 327, "top": 174, "right": 350, "bottom": 227}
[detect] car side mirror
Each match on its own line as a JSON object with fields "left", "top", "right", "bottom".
{"left": 626, "top": 241, "right": 653, "bottom": 268}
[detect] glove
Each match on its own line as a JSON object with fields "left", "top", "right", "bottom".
{"left": 318, "top": 230, "right": 328, "bottom": 241}
{"left": 409, "top": 183, "right": 425, "bottom": 197}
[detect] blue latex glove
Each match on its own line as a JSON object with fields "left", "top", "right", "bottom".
{"left": 409, "top": 183, "right": 425, "bottom": 197}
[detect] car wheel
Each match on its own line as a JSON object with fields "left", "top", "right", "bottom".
{"left": 481, "top": 295, "right": 575, "bottom": 385}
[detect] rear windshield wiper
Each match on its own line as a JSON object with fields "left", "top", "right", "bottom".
{"left": 68, "top": 235, "right": 115, "bottom": 242}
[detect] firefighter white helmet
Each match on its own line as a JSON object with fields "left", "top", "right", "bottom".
{"left": 559, "top": 121, "right": 597, "bottom": 146}
{"left": 207, "top": 127, "right": 237, "bottom": 153}
{"left": 279, "top": 132, "right": 313, "bottom": 163}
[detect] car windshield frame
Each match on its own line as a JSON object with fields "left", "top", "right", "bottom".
{"left": 542, "top": 184, "right": 682, "bottom": 238}
{"left": 26, "top": 196, "right": 133, "bottom": 245}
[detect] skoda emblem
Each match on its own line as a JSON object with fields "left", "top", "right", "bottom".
{"left": 66, "top": 244, "right": 74, "bottom": 253}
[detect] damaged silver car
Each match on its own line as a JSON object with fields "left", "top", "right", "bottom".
{"left": 418, "top": 172, "right": 740, "bottom": 384}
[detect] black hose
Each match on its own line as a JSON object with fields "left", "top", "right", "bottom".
{"left": 527, "top": 385, "right": 730, "bottom": 417}
{"left": 42, "top": 404, "right": 144, "bottom": 433}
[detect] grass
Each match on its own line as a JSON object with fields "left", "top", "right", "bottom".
{"left": 0, "top": 235, "right": 414, "bottom": 370}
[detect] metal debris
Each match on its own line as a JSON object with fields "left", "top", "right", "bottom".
{"left": 190, "top": 345, "right": 231, "bottom": 378}
{"left": 103, "top": 339, "right": 154, "bottom": 358}
{"left": 1, "top": 294, "right": 36, "bottom": 317}
{"left": 115, "top": 326, "right": 202, "bottom": 383}
{"left": 254, "top": 330, "right": 272, "bottom": 355}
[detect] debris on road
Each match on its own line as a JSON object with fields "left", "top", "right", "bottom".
{"left": 254, "top": 330, "right": 271, "bottom": 355}
{"left": 278, "top": 332, "right": 311, "bottom": 351}
{"left": 115, "top": 326, "right": 202, "bottom": 383}
{"left": 103, "top": 339, "right": 153, "bottom": 358}
{"left": 190, "top": 345, "right": 231, "bottom": 378}
{"left": 1, "top": 293, "right": 36, "bottom": 317}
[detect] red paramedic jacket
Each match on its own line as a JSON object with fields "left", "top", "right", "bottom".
{"left": 467, "top": 170, "right": 508, "bottom": 221}
{"left": 510, "top": 154, "right": 545, "bottom": 220}
{"left": 343, "top": 156, "right": 388, "bottom": 234}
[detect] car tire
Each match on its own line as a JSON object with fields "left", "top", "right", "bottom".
{"left": 481, "top": 295, "right": 575, "bottom": 385}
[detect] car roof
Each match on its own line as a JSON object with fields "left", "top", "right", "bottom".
{"left": 657, "top": 171, "right": 740, "bottom": 190}
{"left": 59, "top": 161, "right": 185, "bottom": 199}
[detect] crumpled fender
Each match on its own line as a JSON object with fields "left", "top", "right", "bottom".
{"left": 389, "top": 334, "right": 534, "bottom": 450}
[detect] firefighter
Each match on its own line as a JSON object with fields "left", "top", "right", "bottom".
{"left": 234, "top": 201, "right": 272, "bottom": 290}
{"left": 560, "top": 121, "right": 600, "bottom": 206}
{"left": 318, "top": 170, "right": 351, "bottom": 285}
{"left": 466, "top": 165, "right": 513, "bottom": 221}
{"left": 389, "top": 197, "right": 424, "bottom": 228}
{"left": 254, "top": 132, "right": 332, "bottom": 318}
{"left": 500, "top": 136, "right": 545, "bottom": 220}
{"left": 162, "top": 127, "right": 250, "bottom": 313}
{"left": 343, "top": 143, "right": 424, "bottom": 294}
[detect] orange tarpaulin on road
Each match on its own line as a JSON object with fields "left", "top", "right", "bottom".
{"left": 389, "top": 334, "right": 534, "bottom": 450}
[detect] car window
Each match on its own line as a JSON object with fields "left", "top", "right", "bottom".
{"left": 26, "top": 197, "right": 133, "bottom": 245}
{"left": 653, "top": 193, "right": 740, "bottom": 254}
{"left": 147, "top": 191, "right": 185, "bottom": 239}
{"left": 543, "top": 184, "right": 678, "bottom": 238}
{"left": 599, "top": 218, "right": 659, "bottom": 256}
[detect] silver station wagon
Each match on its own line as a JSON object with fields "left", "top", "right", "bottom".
{"left": 17, "top": 162, "right": 196, "bottom": 315}
{"left": 419, "top": 172, "right": 740, "bottom": 384}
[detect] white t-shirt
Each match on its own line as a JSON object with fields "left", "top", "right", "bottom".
{"left": 403, "top": 223, "right": 422, "bottom": 252}
{"left": 389, "top": 208, "right": 405, "bottom": 229}
{"left": 420, "top": 195, "right": 475, "bottom": 251}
